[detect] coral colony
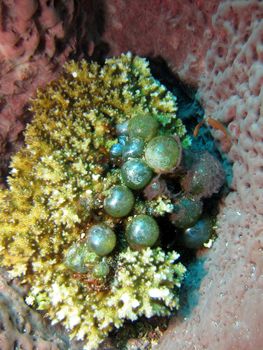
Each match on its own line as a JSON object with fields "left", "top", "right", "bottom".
{"left": 0, "top": 53, "right": 225, "bottom": 349}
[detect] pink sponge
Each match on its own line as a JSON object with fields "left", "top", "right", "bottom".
{"left": 159, "top": 2, "right": 263, "bottom": 349}
{"left": 199, "top": 1, "right": 263, "bottom": 215}
{"left": 102, "top": 0, "right": 221, "bottom": 86}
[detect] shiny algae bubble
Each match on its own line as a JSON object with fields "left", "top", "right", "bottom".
{"left": 181, "top": 217, "right": 213, "bottom": 249}
{"left": 126, "top": 214, "right": 159, "bottom": 250}
{"left": 87, "top": 224, "right": 116, "bottom": 256}
{"left": 121, "top": 159, "right": 153, "bottom": 190}
{"left": 64, "top": 243, "right": 90, "bottom": 273}
{"left": 116, "top": 121, "right": 129, "bottom": 135}
{"left": 110, "top": 143, "right": 123, "bottom": 158}
{"left": 122, "top": 138, "right": 144, "bottom": 160}
{"left": 104, "top": 185, "right": 135, "bottom": 217}
{"left": 93, "top": 260, "right": 110, "bottom": 278}
{"left": 170, "top": 197, "right": 203, "bottom": 229}
{"left": 145, "top": 135, "right": 181, "bottom": 173}
{"left": 128, "top": 114, "right": 159, "bottom": 141}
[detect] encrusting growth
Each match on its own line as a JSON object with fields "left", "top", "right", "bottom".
{"left": 0, "top": 53, "right": 188, "bottom": 349}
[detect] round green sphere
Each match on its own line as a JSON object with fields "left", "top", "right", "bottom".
{"left": 122, "top": 138, "right": 144, "bottom": 160}
{"left": 116, "top": 121, "right": 129, "bottom": 136}
{"left": 145, "top": 135, "right": 181, "bottom": 173}
{"left": 128, "top": 114, "right": 159, "bottom": 141}
{"left": 104, "top": 185, "right": 135, "bottom": 218}
{"left": 121, "top": 159, "right": 153, "bottom": 190}
{"left": 126, "top": 214, "right": 159, "bottom": 250}
{"left": 170, "top": 197, "right": 203, "bottom": 229}
{"left": 87, "top": 224, "right": 116, "bottom": 256}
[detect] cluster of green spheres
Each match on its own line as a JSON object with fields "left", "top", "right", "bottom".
{"left": 95, "top": 114, "right": 183, "bottom": 255}
{"left": 95, "top": 114, "right": 165, "bottom": 257}
{"left": 110, "top": 114, "right": 181, "bottom": 175}
{"left": 66, "top": 113, "right": 183, "bottom": 273}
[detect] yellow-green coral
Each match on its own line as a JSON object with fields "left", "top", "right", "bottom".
{"left": 0, "top": 53, "right": 186, "bottom": 349}
{"left": 27, "top": 248, "right": 185, "bottom": 349}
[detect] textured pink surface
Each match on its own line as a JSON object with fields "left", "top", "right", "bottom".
{"left": 0, "top": 0, "right": 97, "bottom": 180}
{"left": 159, "top": 194, "right": 263, "bottom": 350}
{"left": 199, "top": 1, "right": 263, "bottom": 213}
{"left": 158, "top": 1, "right": 263, "bottom": 349}
{"left": 102, "top": 0, "right": 220, "bottom": 86}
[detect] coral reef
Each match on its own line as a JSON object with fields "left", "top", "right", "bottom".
{"left": 0, "top": 54, "right": 188, "bottom": 349}
{"left": 0, "top": 0, "right": 262, "bottom": 349}
{"left": 0, "top": 0, "right": 99, "bottom": 184}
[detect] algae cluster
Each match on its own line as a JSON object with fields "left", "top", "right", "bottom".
{"left": 0, "top": 53, "right": 188, "bottom": 349}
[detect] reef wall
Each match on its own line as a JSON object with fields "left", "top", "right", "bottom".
{"left": 0, "top": 0, "right": 262, "bottom": 349}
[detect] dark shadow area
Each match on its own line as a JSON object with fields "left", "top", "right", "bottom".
{"left": 178, "top": 256, "right": 208, "bottom": 318}
{"left": 70, "top": 0, "right": 107, "bottom": 60}
{"left": 148, "top": 56, "right": 204, "bottom": 123}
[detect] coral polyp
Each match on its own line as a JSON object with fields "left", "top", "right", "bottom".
{"left": 0, "top": 53, "right": 188, "bottom": 349}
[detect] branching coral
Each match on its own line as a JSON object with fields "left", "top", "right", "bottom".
{"left": 27, "top": 248, "right": 185, "bottom": 349}
{"left": 0, "top": 53, "right": 187, "bottom": 349}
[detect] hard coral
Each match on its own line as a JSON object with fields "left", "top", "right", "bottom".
{"left": 0, "top": 54, "right": 186, "bottom": 349}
